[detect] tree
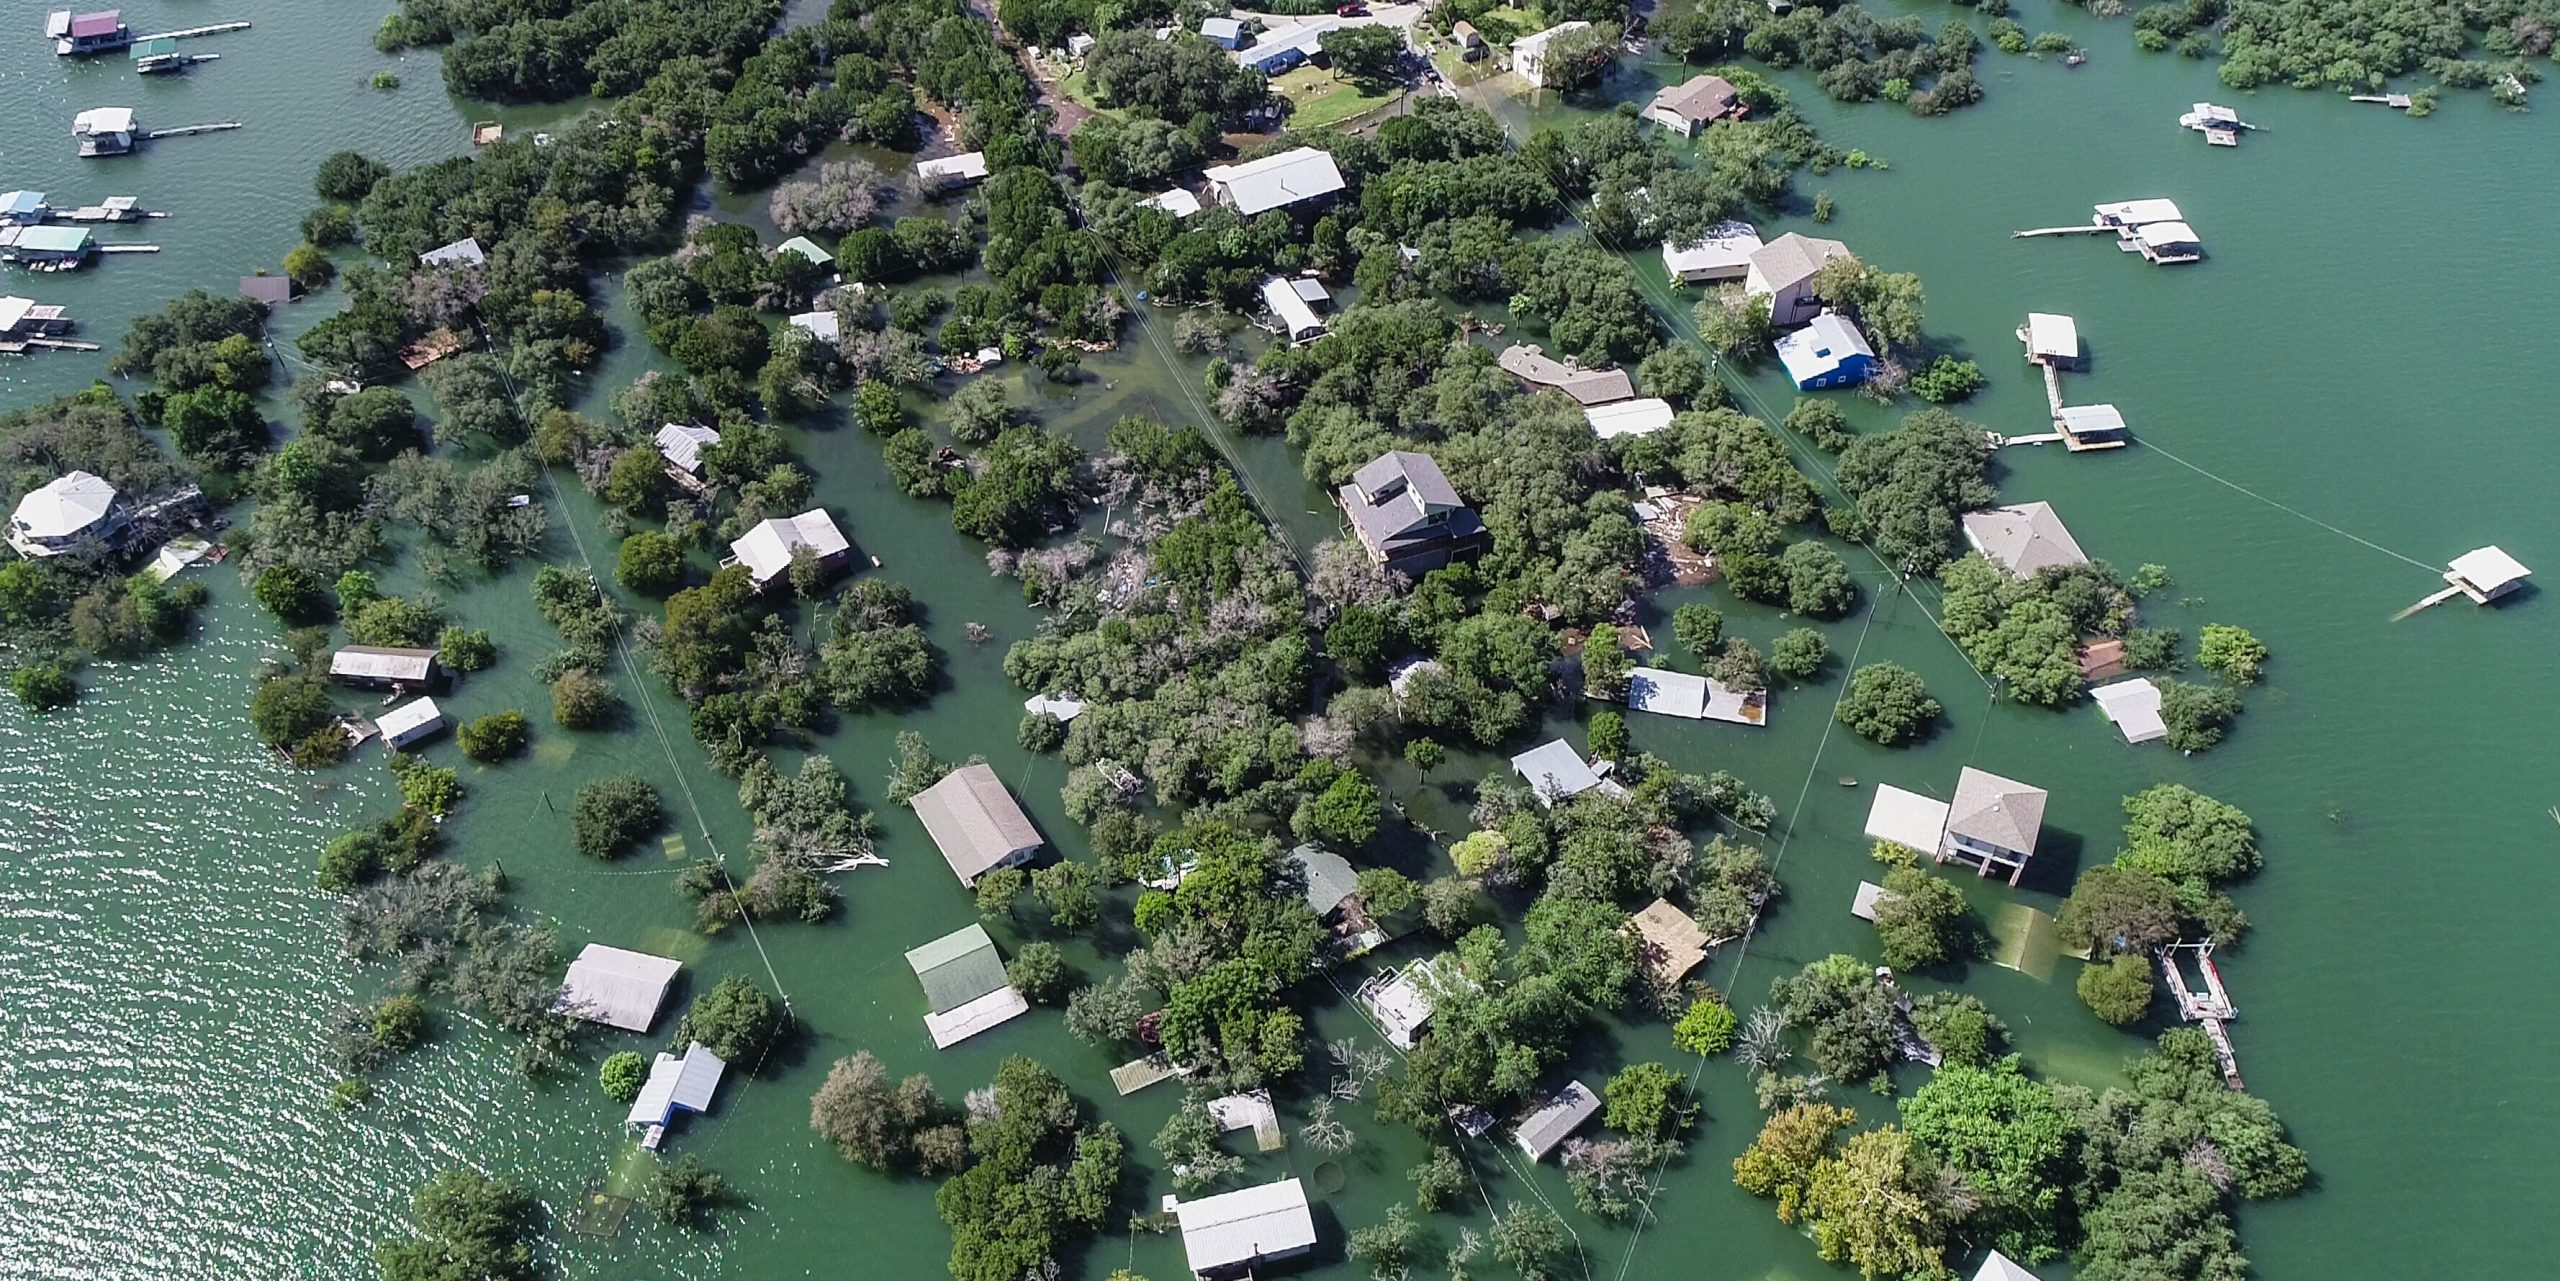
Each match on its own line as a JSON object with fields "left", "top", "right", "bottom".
{"left": 436, "top": 627, "right": 495, "bottom": 673}
{"left": 675, "top": 975, "right": 782, "bottom": 1062}
{"left": 1771, "top": 628, "right": 1828, "bottom": 680}
{"left": 770, "top": 159, "right": 884, "bottom": 235}
{"left": 600, "top": 1050, "right": 648, "bottom": 1103}
{"left": 974, "top": 865, "right": 1026, "bottom": 921}
{"left": 284, "top": 243, "right": 336, "bottom": 293}
{"left": 1536, "top": 21, "right": 1625, "bottom": 88}
{"left": 1734, "top": 1102, "right": 1855, "bottom": 1222}
{"left": 1836, "top": 663, "right": 1939, "bottom": 745}
{"left": 374, "top": 1168, "right": 536, "bottom": 1281}
{"left": 617, "top": 529, "right": 686, "bottom": 596}
{"left": 1347, "top": 1203, "right": 1420, "bottom": 1276}
{"left": 1782, "top": 541, "right": 1856, "bottom": 617}
{"left": 642, "top": 1154, "right": 730, "bottom": 1230}
{"left": 1411, "top": 1146, "right": 1468, "bottom": 1212}
{"left": 1581, "top": 622, "right": 1634, "bottom": 701}
{"left": 1800, "top": 1126, "right": 1950, "bottom": 1280}
{"left": 315, "top": 150, "right": 390, "bottom": 203}
{"left": 1909, "top": 357, "right": 1985, "bottom": 404}
{"left": 1673, "top": 996, "right": 1739, "bottom": 1056}
{"left": 550, "top": 669, "right": 616, "bottom": 729}
{"left": 1603, "top": 1062, "right": 1694, "bottom": 1137}
{"left": 2196, "top": 623, "right": 2266, "bottom": 683}
{"left": 2079, "top": 952, "right": 2156, "bottom": 1025}
{"left": 810, "top": 1051, "right": 959, "bottom": 1173}
{"left": 1872, "top": 866, "right": 1973, "bottom": 969}
{"left": 11, "top": 662, "right": 75, "bottom": 713}
{"left": 1490, "top": 1202, "right": 1568, "bottom": 1281}
{"left": 1304, "top": 772, "right": 1383, "bottom": 848}
{"left": 1404, "top": 738, "right": 1446, "bottom": 774}
{"left": 457, "top": 711, "right": 529, "bottom": 762}
{"left": 1326, "top": 24, "right": 1405, "bottom": 88}
{"left": 572, "top": 775, "right": 662, "bottom": 859}
{"left": 2119, "top": 784, "right": 2259, "bottom": 887}
{"left": 1672, "top": 605, "right": 1723, "bottom": 663}
{"left": 1899, "top": 1058, "right": 2076, "bottom": 1261}
{"left": 1034, "top": 860, "right": 1102, "bottom": 932}
{"left": 1587, "top": 709, "right": 1629, "bottom": 762}
{"left": 933, "top": 1057, "right": 1124, "bottom": 1281}
{"left": 946, "top": 378, "right": 1014, "bottom": 446}
{"left": 1007, "top": 941, "right": 1072, "bottom": 1005}
{"left": 2057, "top": 865, "right": 2184, "bottom": 956}
{"left": 251, "top": 673, "right": 336, "bottom": 750}
{"left": 370, "top": 994, "right": 429, "bottom": 1053}
{"left": 2158, "top": 679, "right": 2241, "bottom": 752}
{"left": 162, "top": 388, "right": 267, "bottom": 462}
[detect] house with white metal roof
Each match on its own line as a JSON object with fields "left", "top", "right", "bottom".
{"left": 916, "top": 151, "right": 991, "bottom": 186}
{"left": 1975, "top": 1250, "right": 2044, "bottom": 1281}
{"left": 1173, "top": 1177, "right": 1318, "bottom": 1279}
{"left": 418, "top": 236, "right": 486, "bottom": 269}
{"left": 1746, "top": 232, "right": 1853, "bottom": 326}
{"left": 6, "top": 470, "right": 124, "bottom": 558}
{"left": 2020, "top": 312, "right": 2079, "bottom": 365}
{"left": 1775, "top": 312, "right": 1875, "bottom": 390}
{"left": 788, "top": 309, "right": 841, "bottom": 343}
{"left": 328, "top": 645, "right": 440, "bottom": 691}
{"left": 1510, "top": 739, "right": 1625, "bottom": 807}
{"left": 1962, "top": 502, "right": 2089, "bottom": 576}
{"left": 1623, "top": 666, "right": 1766, "bottom": 726}
{"left": 2445, "top": 546, "right": 2530, "bottom": 603}
{"left": 1661, "top": 219, "right": 1764, "bottom": 283}
{"left": 1515, "top": 1080, "right": 1601, "bottom": 1160}
{"left": 1201, "top": 15, "right": 1246, "bottom": 48}
{"left": 654, "top": 423, "right": 721, "bottom": 476}
{"left": 1140, "top": 188, "right": 1203, "bottom": 217}
{"left": 2092, "top": 678, "right": 2167, "bottom": 744}
{"left": 1260, "top": 275, "right": 1329, "bottom": 345}
{"left": 725, "top": 508, "right": 850, "bottom": 591}
{"left": 1203, "top": 147, "right": 1346, "bottom": 217}
{"left": 552, "top": 943, "right": 683, "bottom": 1032}
{"left": 910, "top": 762, "right": 1044, "bottom": 886}
{"left": 1864, "top": 784, "right": 1953, "bottom": 857}
{"left": 906, "top": 922, "right": 1030, "bottom": 1048}
{"left": 375, "top": 697, "right": 447, "bottom": 750}
{"left": 1941, "top": 767, "right": 2047, "bottom": 886}
{"left": 626, "top": 1041, "right": 725, "bottom": 1149}
{"left": 1584, "top": 398, "right": 1676, "bottom": 439}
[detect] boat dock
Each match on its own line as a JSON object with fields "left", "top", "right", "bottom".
{"left": 2160, "top": 942, "right": 2243, "bottom": 1089}
{"left": 2019, "top": 201, "right": 2202, "bottom": 266}
{"left": 2349, "top": 93, "right": 2415, "bottom": 109}
{"left": 2179, "top": 102, "right": 2254, "bottom": 146}
{"left": 145, "top": 122, "right": 242, "bottom": 140}
{"left": 57, "top": 198, "right": 160, "bottom": 223}
{"left": 2396, "top": 546, "right": 2530, "bottom": 618}
{"left": 2011, "top": 223, "right": 2116, "bottom": 239}
{"left": 2008, "top": 312, "right": 2130, "bottom": 451}
{"left": 130, "top": 21, "right": 250, "bottom": 43}
{"left": 96, "top": 243, "right": 159, "bottom": 254}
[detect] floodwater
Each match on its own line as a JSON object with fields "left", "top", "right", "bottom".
{"left": 1, "top": 2, "right": 2555, "bottom": 1278}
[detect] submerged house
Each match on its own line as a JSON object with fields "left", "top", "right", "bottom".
{"left": 1628, "top": 898, "right": 1712, "bottom": 987}
{"left": 773, "top": 235, "right": 835, "bottom": 270}
{"left": 71, "top": 107, "right": 138, "bottom": 157}
{"left": 327, "top": 645, "right": 440, "bottom": 691}
{"left": 1140, "top": 188, "right": 1203, "bottom": 218}
{"left": 1746, "top": 232, "right": 1852, "bottom": 326}
{"left": 1514, "top": 1080, "right": 1601, "bottom": 1161}
{"left": 626, "top": 1041, "right": 725, "bottom": 1149}
{"left": 1355, "top": 963, "right": 1442, "bottom": 1049}
{"left": 1961, "top": 502, "right": 2089, "bottom": 576}
{"left": 2092, "top": 678, "right": 2167, "bottom": 744}
{"left": 1259, "top": 274, "right": 1331, "bottom": 345}
{"left": 1497, "top": 344, "right": 1634, "bottom": 406}
{"left": 1336, "top": 450, "right": 1486, "bottom": 576}
{"left": 1774, "top": 312, "right": 1874, "bottom": 390}
{"left": 1661, "top": 219, "right": 1763, "bottom": 284}
{"left": 1644, "top": 73, "right": 1746, "bottom": 136}
{"left": 653, "top": 422, "right": 722, "bottom": 483}
{"left": 1940, "top": 767, "right": 2047, "bottom": 886}
{"left": 915, "top": 151, "right": 991, "bottom": 188}
{"left": 1584, "top": 398, "right": 1676, "bottom": 439}
{"left": 2445, "top": 546, "right": 2530, "bottom": 604}
{"left": 418, "top": 237, "right": 486, "bottom": 269}
{"left": 6, "top": 470, "right": 124, "bottom": 558}
{"left": 375, "top": 696, "right": 447, "bottom": 750}
{"left": 910, "top": 762, "right": 1045, "bottom": 886}
{"left": 1624, "top": 666, "right": 1765, "bottom": 726}
{"left": 552, "top": 943, "right": 683, "bottom": 1032}
{"left": 1510, "top": 739, "right": 1625, "bottom": 808}
{"left": 1172, "top": 1177, "right": 1319, "bottom": 1280}
{"left": 1509, "top": 21, "right": 1591, "bottom": 88}
{"left": 906, "top": 923, "right": 1030, "bottom": 1048}
{"left": 725, "top": 508, "right": 850, "bottom": 591}
{"left": 1203, "top": 147, "right": 1346, "bottom": 217}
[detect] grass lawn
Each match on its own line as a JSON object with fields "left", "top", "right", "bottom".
{"left": 1273, "top": 64, "right": 1397, "bottom": 130}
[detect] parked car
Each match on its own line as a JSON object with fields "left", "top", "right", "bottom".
{"left": 1335, "top": 2, "right": 1368, "bottom": 15}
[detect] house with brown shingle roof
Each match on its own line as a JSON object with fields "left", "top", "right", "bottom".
{"left": 1644, "top": 73, "right": 1746, "bottom": 136}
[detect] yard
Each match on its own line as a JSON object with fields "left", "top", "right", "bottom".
{"left": 1272, "top": 63, "right": 1399, "bottom": 130}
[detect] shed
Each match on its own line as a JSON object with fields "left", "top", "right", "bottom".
{"left": 906, "top": 922, "right": 1030, "bottom": 1047}
{"left": 1850, "top": 880, "right": 1891, "bottom": 921}
{"left": 726, "top": 508, "right": 850, "bottom": 590}
{"left": 654, "top": 422, "right": 722, "bottom": 475}
{"left": 1200, "top": 15, "right": 1246, "bottom": 48}
{"left": 788, "top": 309, "right": 841, "bottom": 343}
{"left": 1775, "top": 312, "right": 1875, "bottom": 390}
{"left": 375, "top": 696, "right": 446, "bottom": 749}
{"left": 1661, "top": 220, "right": 1764, "bottom": 283}
{"left": 1962, "top": 502, "right": 2089, "bottom": 576}
{"left": 916, "top": 152, "right": 991, "bottom": 185}
{"left": 1451, "top": 21, "right": 1486, "bottom": 57}
{"left": 1975, "top": 1251, "right": 2045, "bottom": 1281}
{"left": 910, "top": 762, "right": 1044, "bottom": 885}
{"left": 1585, "top": 398, "right": 1677, "bottom": 439}
{"left": 1174, "top": 1177, "right": 1318, "bottom": 1279}
{"left": 552, "top": 943, "right": 682, "bottom": 1032}
{"left": 238, "top": 275, "right": 294, "bottom": 305}
{"left": 6, "top": 469, "right": 122, "bottom": 558}
{"left": 1204, "top": 147, "right": 1346, "bottom": 217}
{"left": 327, "top": 645, "right": 439, "bottom": 690}
{"left": 626, "top": 1042, "right": 726, "bottom": 1145}
{"left": 2446, "top": 546, "right": 2529, "bottom": 603}
{"left": 774, "top": 235, "right": 834, "bottom": 268}
{"left": 1140, "top": 188, "right": 1203, "bottom": 218}
{"left": 1510, "top": 739, "right": 1620, "bottom": 807}
{"left": 1290, "top": 843, "right": 1361, "bottom": 921}
{"left": 2092, "top": 678, "right": 2167, "bottom": 744}
{"left": 1628, "top": 898, "right": 1710, "bottom": 985}
{"left": 2022, "top": 313, "right": 2079, "bottom": 363}
{"left": 2055, "top": 404, "right": 2129, "bottom": 448}
{"left": 1864, "top": 784, "right": 1952, "bottom": 857}
{"left": 1497, "top": 344, "right": 1634, "bottom": 405}
{"left": 1514, "top": 1080, "right": 1601, "bottom": 1160}
{"left": 1943, "top": 767, "right": 2046, "bottom": 885}
{"left": 418, "top": 236, "right": 486, "bottom": 269}
{"left": 1260, "top": 275, "right": 1327, "bottom": 344}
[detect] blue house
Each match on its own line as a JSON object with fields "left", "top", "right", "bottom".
{"left": 1774, "top": 312, "right": 1875, "bottom": 390}
{"left": 0, "top": 191, "right": 48, "bottom": 224}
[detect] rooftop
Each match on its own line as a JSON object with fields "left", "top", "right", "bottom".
{"left": 1201, "top": 16, "right": 1243, "bottom": 39}
{"left": 1290, "top": 843, "right": 1361, "bottom": 919}
{"left": 905, "top": 922, "right": 1011, "bottom": 1014}
{"left": 1515, "top": 1080, "right": 1601, "bottom": 1159}
{"left": 1584, "top": 398, "right": 1676, "bottom": 439}
{"left": 1661, "top": 219, "right": 1763, "bottom": 277}
{"left": 1174, "top": 1177, "right": 1318, "bottom": 1275}
{"left": 728, "top": 508, "right": 848, "bottom": 585}
{"left": 13, "top": 225, "right": 92, "bottom": 254}
{"left": 375, "top": 696, "right": 445, "bottom": 743}
{"left": 654, "top": 422, "right": 722, "bottom": 474}
{"left": 2095, "top": 198, "right": 2184, "bottom": 226}
{"left": 1260, "top": 274, "right": 1326, "bottom": 340}
{"left": 789, "top": 309, "right": 841, "bottom": 343}
{"left": 1962, "top": 502, "right": 2090, "bottom": 576}
{"left": 916, "top": 151, "right": 990, "bottom": 182}
{"left": 553, "top": 943, "right": 682, "bottom": 1032}
{"left": 774, "top": 235, "right": 834, "bottom": 267}
{"left": 73, "top": 107, "right": 135, "bottom": 135}
{"left": 910, "top": 762, "right": 1044, "bottom": 884}
{"left": 328, "top": 645, "right": 439, "bottom": 683}
{"left": 1629, "top": 898, "right": 1710, "bottom": 983}
{"left": 2135, "top": 220, "right": 2201, "bottom": 248}
{"left": 1139, "top": 188, "right": 1203, "bottom": 217}
{"left": 418, "top": 236, "right": 485, "bottom": 268}
{"left": 10, "top": 470, "right": 117, "bottom": 539}
{"left": 1864, "top": 784, "right": 1952, "bottom": 856}
{"left": 2449, "top": 545, "right": 2529, "bottom": 591}
{"left": 238, "top": 275, "right": 293, "bottom": 306}
{"left": 627, "top": 1041, "right": 726, "bottom": 1127}
{"left": 1775, "top": 312, "right": 1874, "bottom": 381}
{"left": 1748, "top": 231, "right": 1852, "bottom": 289}
{"left": 1649, "top": 73, "right": 1744, "bottom": 123}
{"left": 1356, "top": 963, "right": 1441, "bottom": 1049}
{"left": 1975, "top": 1251, "right": 2045, "bottom": 1281}
{"left": 1512, "top": 20, "right": 1591, "bottom": 56}
{"left": 1203, "top": 147, "right": 1347, "bottom": 217}
{"left": 2092, "top": 678, "right": 2167, "bottom": 744}
{"left": 2023, "top": 312, "right": 2079, "bottom": 360}
{"left": 1510, "top": 739, "right": 1619, "bottom": 806}
{"left": 1947, "top": 767, "right": 2048, "bottom": 855}
{"left": 1623, "top": 666, "right": 1765, "bottom": 725}
{"left": 2056, "top": 404, "right": 2127, "bottom": 438}
{"left": 1497, "top": 345, "right": 1635, "bottom": 405}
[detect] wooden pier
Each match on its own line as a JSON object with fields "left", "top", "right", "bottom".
{"left": 2012, "top": 223, "right": 2115, "bottom": 239}
{"left": 2349, "top": 93, "right": 2414, "bottom": 109}
{"left": 96, "top": 244, "right": 160, "bottom": 254}
{"left": 2160, "top": 943, "right": 2244, "bottom": 1090}
{"left": 146, "top": 122, "right": 243, "bottom": 140}
{"left": 131, "top": 21, "right": 252, "bottom": 43}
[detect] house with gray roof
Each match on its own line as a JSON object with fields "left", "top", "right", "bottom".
{"left": 1514, "top": 1080, "right": 1601, "bottom": 1160}
{"left": 626, "top": 1041, "right": 725, "bottom": 1149}
{"left": 1940, "top": 767, "right": 2046, "bottom": 886}
{"left": 1745, "top": 232, "right": 1853, "bottom": 326}
{"left": 1204, "top": 146, "right": 1346, "bottom": 218}
{"left": 910, "top": 762, "right": 1044, "bottom": 886}
{"left": 1509, "top": 739, "right": 1626, "bottom": 808}
{"left": 418, "top": 236, "right": 486, "bottom": 269}
{"left": 1962, "top": 502, "right": 2090, "bottom": 577}
{"left": 1497, "top": 344, "right": 1636, "bottom": 406}
{"left": 1644, "top": 73, "right": 1746, "bottom": 136}
{"left": 1336, "top": 450, "right": 1485, "bottom": 577}
{"left": 328, "top": 645, "right": 440, "bottom": 691}
{"left": 552, "top": 943, "right": 682, "bottom": 1032}
{"left": 1173, "top": 1176, "right": 1318, "bottom": 1279}
{"left": 906, "top": 923, "right": 1030, "bottom": 1048}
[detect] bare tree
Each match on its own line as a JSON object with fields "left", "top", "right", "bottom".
{"left": 770, "top": 159, "right": 887, "bottom": 236}
{"left": 1299, "top": 1098, "right": 1355, "bottom": 1153}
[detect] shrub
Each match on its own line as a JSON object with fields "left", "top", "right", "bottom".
{"left": 11, "top": 663, "right": 75, "bottom": 713}
{"left": 601, "top": 1051, "right": 649, "bottom": 1103}
{"left": 617, "top": 529, "right": 686, "bottom": 597}
{"left": 550, "top": 668, "right": 617, "bottom": 728}
{"left": 573, "top": 775, "right": 662, "bottom": 859}
{"left": 1672, "top": 996, "right": 1738, "bottom": 1056}
{"left": 1771, "top": 628, "right": 1828, "bottom": 680}
{"left": 1910, "top": 357, "right": 1986, "bottom": 404}
{"left": 457, "top": 711, "right": 528, "bottom": 762}
{"left": 371, "top": 994, "right": 428, "bottom": 1052}
{"left": 436, "top": 626, "right": 495, "bottom": 672}
{"left": 2078, "top": 952, "right": 2154, "bottom": 1025}
{"left": 674, "top": 975, "right": 783, "bottom": 1062}
{"left": 1836, "top": 663, "right": 1940, "bottom": 745}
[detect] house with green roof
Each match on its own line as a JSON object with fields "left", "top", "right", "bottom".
{"left": 904, "top": 923, "right": 1029, "bottom": 1048}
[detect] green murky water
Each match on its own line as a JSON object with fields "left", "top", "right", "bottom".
{"left": 2, "top": 2, "right": 2554, "bottom": 1277}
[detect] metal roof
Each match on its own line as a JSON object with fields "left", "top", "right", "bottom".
{"left": 1975, "top": 1251, "right": 2045, "bottom": 1281}
{"left": 418, "top": 236, "right": 485, "bottom": 268}
{"left": 2095, "top": 198, "right": 2183, "bottom": 226}
{"left": 1864, "top": 784, "right": 1952, "bottom": 855}
{"left": 905, "top": 922, "right": 1011, "bottom": 1014}
{"left": 72, "top": 107, "right": 135, "bottom": 135}
{"left": 553, "top": 943, "right": 681, "bottom": 1032}
{"left": 1140, "top": 188, "right": 1203, "bottom": 217}
{"left": 1775, "top": 312, "right": 1874, "bottom": 383}
{"left": 654, "top": 422, "right": 721, "bottom": 474}
{"left": 774, "top": 235, "right": 833, "bottom": 267}
{"left": 1510, "top": 739, "right": 1603, "bottom": 806}
{"left": 2024, "top": 312, "right": 2078, "bottom": 359}
{"left": 1201, "top": 16, "right": 1243, "bottom": 39}
{"left": 1962, "top": 502, "right": 2090, "bottom": 575}
{"left": 626, "top": 1042, "right": 726, "bottom": 1126}
{"left": 1514, "top": 1080, "right": 1600, "bottom": 1159}
{"left": 2449, "top": 545, "right": 2529, "bottom": 590}
{"left": 1356, "top": 965, "right": 1439, "bottom": 1049}
{"left": 728, "top": 508, "right": 848, "bottom": 586}
{"left": 1947, "top": 767, "right": 2047, "bottom": 856}
{"left": 789, "top": 309, "right": 840, "bottom": 343}
{"left": 238, "top": 275, "right": 293, "bottom": 305}
{"left": 2092, "top": 678, "right": 2167, "bottom": 744}
{"left": 13, "top": 226, "right": 92, "bottom": 254}
{"left": 1203, "top": 147, "right": 1346, "bottom": 216}
{"left": 916, "top": 151, "right": 990, "bottom": 182}
{"left": 375, "top": 696, "right": 445, "bottom": 746}
{"left": 328, "top": 646, "right": 439, "bottom": 683}
{"left": 1585, "top": 398, "right": 1676, "bottom": 439}
{"left": 1260, "top": 275, "right": 1326, "bottom": 340}
{"left": 2056, "top": 404, "right": 2126, "bottom": 436}
{"left": 9, "top": 470, "right": 116, "bottom": 538}
{"left": 2136, "top": 220, "right": 2201, "bottom": 247}
{"left": 1175, "top": 1177, "right": 1317, "bottom": 1274}
{"left": 1661, "top": 219, "right": 1763, "bottom": 278}
{"left": 1, "top": 191, "right": 47, "bottom": 216}
{"left": 910, "top": 763, "right": 1043, "bottom": 884}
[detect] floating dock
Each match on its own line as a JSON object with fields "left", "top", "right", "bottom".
{"left": 2160, "top": 942, "right": 2243, "bottom": 1090}
{"left": 2349, "top": 93, "right": 2415, "bottom": 109}
{"left": 130, "top": 20, "right": 249, "bottom": 43}
{"left": 2396, "top": 546, "right": 2530, "bottom": 618}
{"left": 2003, "top": 313, "right": 2128, "bottom": 451}
{"left": 145, "top": 122, "right": 242, "bottom": 140}
{"left": 2178, "top": 102, "right": 2254, "bottom": 146}
{"left": 2018, "top": 201, "right": 2201, "bottom": 266}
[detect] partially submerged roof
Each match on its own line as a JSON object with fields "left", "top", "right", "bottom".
{"left": 1140, "top": 188, "right": 1203, "bottom": 217}
{"left": 1947, "top": 767, "right": 2047, "bottom": 855}
{"left": 1850, "top": 880, "right": 1891, "bottom": 921}
{"left": 1865, "top": 784, "right": 1952, "bottom": 855}
{"left": 1510, "top": 739, "right": 1606, "bottom": 806}
{"left": 1290, "top": 844, "right": 1361, "bottom": 919}
{"left": 1497, "top": 344, "right": 1635, "bottom": 405}
{"left": 1585, "top": 398, "right": 1676, "bottom": 439}
{"left": 654, "top": 422, "right": 722, "bottom": 474}
{"left": 1975, "top": 1251, "right": 2045, "bottom": 1281}
{"left": 1175, "top": 1177, "right": 1318, "bottom": 1275}
{"left": 1629, "top": 898, "right": 1710, "bottom": 983}
{"left": 1748, "top": 231, "right": 1852, "bottom": 289}
{"left": 2450, "top": 545, "right": 2530, "bottom": 591}
{"left": 2092, "top": 678, "right": 2167, "bottom": 744}
{"left": 72, "top": 107, "right": 135, "bottom": 135}
{"left": 10, "top": 470, "right": 117, "bottom": 538}
{"left": 627, "top": 1041, "right": 726, "bottom": 1126}
{"left": 329, "top": 645, "right": 438, "bottom": 683}
{"left": 238, "top": 275, "right": 293, "bottom": 305}
{"left": 2056, "top": 404, "right": 2127, "bottom": 438}
{"left": 728, "top": 508, "right": 848, "bottom": 585}
{"left": 2095, "top": 198, "right": 2183, "bottom": 226}
{"left": 1661, "top": 219, "right": 1763, "bottom": 278}
{"left": 916, "top": 151, "right": 991, "bottom": 182}
{"left": 905, "top": 922, "right": 1011, "bottom": 1014}
{"left": 553, "top": 943, "right": 682, "bottom": 1032}
{"left": 789, "top": 309, "right": 841, "bottom": 343}
{"left": 1260, "top": 274, "right": 1325, "bottom": 339}
{"left": 375, "top": 696, "right": 445, "bottom": 744}
{"left": 1624, "top": 666, "right": 1765, "bottom": 726}
{"left": 1515, "top": 1080, "right": 1601, "bottom": 1159}
{"left": 1357, "top": 964, "right": 1440, "bottom": 1049}
{"left": 1203, "top": 146, "right": 1347, "bottom": 217}
{"left": 1962, "top": 502, "right": 2090, "bottom": 576}
{"left": 910, "top": 762, "right": 1044, "bottom": 884}
{"left": 418, "top": 236, "right": 486, "bottom": 268}
{"left": 1649, "top": 73, "right": 1744, "bottom": 123}
{"left": 774, "top": 235, "right": 834, "bottom": 267}
{"left": 2024, "top": 312, "right": 2078, "bottom": 360}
